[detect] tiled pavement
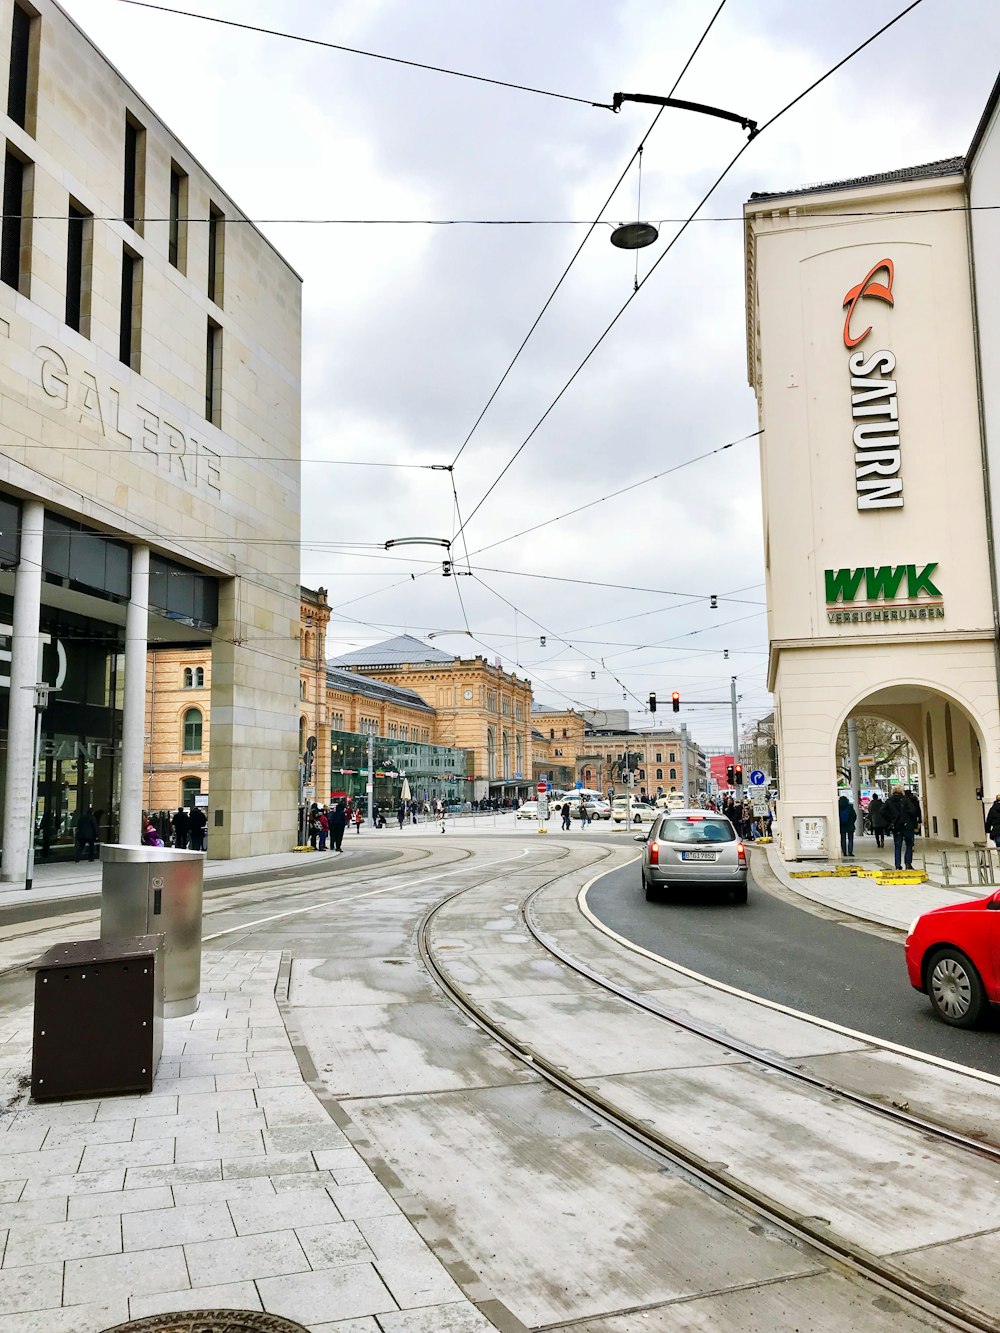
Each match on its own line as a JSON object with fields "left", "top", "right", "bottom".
{"left": 0, "top": 950, "right": 496, "bottom": 1333}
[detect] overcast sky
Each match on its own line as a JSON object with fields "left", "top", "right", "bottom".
{"left": 61, "top": 0, "right": 1000, "bottom": 747}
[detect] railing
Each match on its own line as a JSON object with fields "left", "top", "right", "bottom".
{"left": 917, "top": 846, "right": 1000, "bottom": 888}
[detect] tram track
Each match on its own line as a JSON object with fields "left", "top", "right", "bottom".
{"left": 418, "top": 865, "right": 1000, "bottom": 1333}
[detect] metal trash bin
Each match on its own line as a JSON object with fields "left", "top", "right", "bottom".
{"left": 30, "top": 935, "right": 163, "bottom": 1100}
{"left": 100, "top": 845, "right": 204, "bottom": 1017}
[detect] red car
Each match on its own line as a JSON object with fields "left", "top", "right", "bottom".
{"left": 905, "top": 891, "right": 1000, "bottom": 1027}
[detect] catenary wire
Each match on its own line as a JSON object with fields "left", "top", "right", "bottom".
{"left": 448, "top": 0, "right": 729, "bottom": 470}
{"left": 452, "top": 0, "right": 926, "bottom": 547}
{"left": 108, "top": 0, "right": 612, "bottom": 108}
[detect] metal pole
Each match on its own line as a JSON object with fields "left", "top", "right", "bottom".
{"left": 25, "top": 684, "right": 49, "bottom": 892}
{"left": 847, "top": 717, "right": 861, "bottom": 816}
{"left": 730, "top": 677, "right": 741, "bottom": 798}
{"left": 681, "top": 722, "right": 690, "bottom": 805}
{"left": 367, "top": 732, "right": 374, "bottom": 827}
{"left": 297, "top": 757, "right": 305, "bottom": 846}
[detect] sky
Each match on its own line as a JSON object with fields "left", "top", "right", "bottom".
{"left": 59, "top": 0, "right": 1000, "bottom": 747}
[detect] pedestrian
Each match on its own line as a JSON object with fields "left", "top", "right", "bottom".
{"left": 308, "top": 804, "right": 321, "bottom": 850}
{"left": 440, "top": 807, "right": 447, "bottom": 833}
{"left": 579, "top": 798, "right": 591, "bottom": 827}
{"left": 868, "top": 793, "right": 887, "bottom": 848}
{"left": 561, "top": 802, "right": 571, "bottom": 831}
{"left": 317, "top": 807, "right": 329, "bottom": 851}
{"left": 74, "top": 806, "right": 99, "bottom": 862}
{"left": 190, "top": 804, "right": 207, "bottom": 851}
{"left": 171, "top": 805, "right": 191, "bottom": 850}
{"left": 354, "top": 806, "right": 363, "bottom": 834}
{"left": 884, "top": 787, "right": 921, "bottom": 869}
{"left": 397, "top": 802, "right": 405, "bottom": 830}
{"left": 330, "top": 800, "right": 347, "bottom": 852}
{"left": 141, "top": 814, "right": 163, "bottom": 847}
{"left": 838, "top": 794, "right": 857, "bottom": 857}
{"left": 986, "top": 794, "right": 1000, "bottom": 849}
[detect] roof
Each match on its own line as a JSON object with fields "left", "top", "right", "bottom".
{"left": 325, "top": 666, "right": 434, "bottom": 713}
{"left": 747, "top": 157, "right": 964, "bottom": 205}
{"left": 328, "top": 635, "right": 457, "bottom": 668}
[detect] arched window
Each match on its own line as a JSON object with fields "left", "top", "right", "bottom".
{"left": 502, "top": 731, "right": 510, "bottom": 779}
{"left": 183, "top": 667, "right": 193, "bottom": 688}
{"left": 181, "top": 776, "right": 201, "bottom": 806}
{"left": 925, "top": 714, "right": 935, "bottom": 777}
{"left": 669, "top": 767, "right": 677, "bottom": 780}
{"left": 945, "top": 703, "right": 955, "bottom": 774}
{"left": 299, "top": 716, "right": 307, "bottom": 753}
{"left": 299, "top": 678, "right": 306, "bottom": 700}
{"left": 182, "top": 708, "right": 203, "bottom": 753}
{"left": 194, "top": 666, "right": 204, "bottom": 688}
{"left": 656, "top": 767, "right": 663, "bottom": 780}
{"left": 487, "top": 727, "right": 496, "bottom": 779}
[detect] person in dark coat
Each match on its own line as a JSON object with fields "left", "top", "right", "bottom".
{"left": 868, "top": 793, "right": 887, "bottom": 848}
{"left": 172, "top": 806, "right": 191, "bottom": 850}
{"left": 329, "top": 801, "right": 347, "bottom": 852}
{"left": 884, "top": 788, "right": 921, "bottom": 869}
{"left": 74, "top": 807, "right": 99, "bottom": 862}
{"left": 838, "top": 794, "right": 857, "bottom": 857}
{"left": 986, "top": 795, "right": 1000, "bottom": 849}
{"left": 190, "top": 805, "right": 207, "bottom": 851}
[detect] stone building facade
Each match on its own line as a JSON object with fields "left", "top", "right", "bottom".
{"left": 0, "top": 0, "right": 301, "bottom": 868}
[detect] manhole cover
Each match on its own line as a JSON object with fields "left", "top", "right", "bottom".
{"left": 102, "top": 1312, "right": 309, "bottom": 1333}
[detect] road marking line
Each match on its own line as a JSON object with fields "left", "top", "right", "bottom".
{"left": 575, "top": 862, "right": 1000, "bottom": 1089}
{"left": 204, "top": 847, "right": 532, "bottom": 941}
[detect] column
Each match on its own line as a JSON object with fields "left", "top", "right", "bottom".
{"left": 2, "top": 501, "right": 43, "bottom": 882}
{"left": 119, "top": 545, "right": 149, "bottom": 844}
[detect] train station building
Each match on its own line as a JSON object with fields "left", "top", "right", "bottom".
{"left": 744, "top": 76, "right": 1000, "bottom": 858}
{"left": 0, "top": 0, "right": 302, "bottom": 868}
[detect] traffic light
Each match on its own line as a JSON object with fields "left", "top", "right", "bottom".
{"left": 671, "top": 691, "right": 680, "bottom": 713}
{"left": 302, "top": 749, "right": 314, "bottom": 782}
{"left": 648, "top": 693, "right": 656, "bottom": 713}
{"left": 726, "top": 764, "right": 735, "bottom": 785}
{"left": 733, "top": 764, "right": 743, "bottom": 786}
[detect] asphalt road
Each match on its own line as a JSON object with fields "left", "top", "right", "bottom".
{"left": 586, "top": 856, "right": 1000, "bottom": 1076}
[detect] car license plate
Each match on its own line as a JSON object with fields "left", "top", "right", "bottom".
{"left": 682, "top": 851, "right": 717, "bottom": 861}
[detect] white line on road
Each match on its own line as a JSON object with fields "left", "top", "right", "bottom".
{"left": 204, "top": 846, "right": 533, "bottom": 942}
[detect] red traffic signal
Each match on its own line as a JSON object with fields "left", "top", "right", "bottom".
{"left": 733, "top": 764, "right": 743, "bottom": 785}
{"left": 671, "top": 691, "right": 680, "bottom": 713}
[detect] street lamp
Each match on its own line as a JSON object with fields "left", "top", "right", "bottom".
{"left": 24, "top": 681, "right": 52, "bottom": 892}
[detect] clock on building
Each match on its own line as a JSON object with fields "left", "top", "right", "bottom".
{"left": 463, "top": 689, "right": 473, "bottom": 699}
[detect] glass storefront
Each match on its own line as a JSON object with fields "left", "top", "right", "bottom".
{"left": 0, "top": 596, "right": 124, "bottom": 861}
{"left": 328, "top": 730, "right": 473, "bottom": 808}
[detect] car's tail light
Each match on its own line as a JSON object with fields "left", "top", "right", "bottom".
{"left": 649, "top": 840, "right": 659, "bottom": 865}
{"left": 737, "top": 842, "right": 746, "bottom": 864}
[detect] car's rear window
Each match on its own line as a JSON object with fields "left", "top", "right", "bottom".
{"left": 657, "top": 816, "right": 735, "bottom": 844}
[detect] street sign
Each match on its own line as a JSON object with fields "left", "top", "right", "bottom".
{"left": 537, "top": 781, "right": 547, "bottom": 794}
{"left": 513, "top": 771, "right": 523, "bottom": 781}
{"left": 576, "top": 780, "right": 583, "bottom": 789}
{"left": 750, "top": 770, "right": 766, "bottom": 786}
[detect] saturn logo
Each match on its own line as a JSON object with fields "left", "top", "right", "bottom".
{"left": 842, "top": 258, "right": 894, "bottom": 349}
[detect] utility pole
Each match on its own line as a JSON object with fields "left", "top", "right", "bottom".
{"left": 846, "top": 716, "right": 861, "bottom": 814}
{"left": 680, "top": 721, "right": 690, "bottom": 805}
{"left": 25, "top": 682, "right": 52, "bottom": 891}
{"left": 367, "top": 731, "right": 374, "bottom": 827}
{"left": 730, "top": 677, "right": 741, "bottom": 798}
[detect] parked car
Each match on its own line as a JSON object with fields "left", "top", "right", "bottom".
{"left": 612, "top": 798, "right": 656, "bottom": 824}
{"left": 550, "top": 794, "right": 610, "bottom": 820}
{"left": 515, "top": 801, "right": 541, "bottom": 820}
{"left": 636, "top": 810, "right": 747, "bottom": 903}
{"left": 905, "top": 891, "right": 1000, "bottom": 1027}
{"left": 655, "top": 791, "right": 687, "bottom": 810}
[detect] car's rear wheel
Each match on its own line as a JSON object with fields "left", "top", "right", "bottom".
{"left": 926, "top": 948, "right": 985, "bottom": 1027}
{"left": 642, "top": 871, "right": 657, "bottom": 901}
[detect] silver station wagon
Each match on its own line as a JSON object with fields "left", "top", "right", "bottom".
{"left": 636, "top": 809, "right": 748, "bottom": 903}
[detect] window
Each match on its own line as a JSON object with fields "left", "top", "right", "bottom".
{"left": 207, "top": 202, "right": 224, "bottom": 304}
{"left": 669, "top": 768, "right": 677, "bottom": 780}
{"left": 945, "top": 703, "right": 955, "bottom": 774}
{"left": 331, "top": 712, "right": 344, "bottom": 730}
{"left": 205, "top": 318, "right": 221, "bottom": 424}
{"left": 487, "top": 727, "right": 496, "bottom": 779}
{"left": 7, "top": 3, "right": 35, "bottom": 132}
{"left": 656, "top": 767, "right": 662, "bottom": 779}
{"left": 299, "top": 679, "right": 305, "bottom": 700}
{"left": 668, "top": 752, "right": 676, "bottom": 763}
{"left": 182, "top": 666, "right": 204, "bottom": 688}
{"left": 1, "top": 149, "right": 29, "bottom": 293}
{"left": 123, "top": 114, "right": 145, "bottom": 232}
{"left": 925, "top": 714, "right": 935, "bottom": 777}
{"left": 502, "top": 697, "right": 510, "bottom": 716}
{"left": 168, "top": 163, "right": 187, "bottom": 270}
{"left": 181, "top": 776, "right": 201, "bottom": 807}
{"left": 182, "top": 708, "right": 203, "bottom": 753}
{"left": 183, "top": 667, "right": 192, "bottom": 688}
{"left": 549, "top": 728, "right": 554, "bottom": 740}
{"left": 119, "top": 245, "right": 141, "bottom": 369}
{"left": 65, "top": 201, "right": 92, "bottom": 335}
{"left": 515, "top": 702, "right": 523, "bottom": 721}
{"left": 655, "top": 753, "right": 662, "bottom": 763}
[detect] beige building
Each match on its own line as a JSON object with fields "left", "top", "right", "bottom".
{"left": 745, "top": 112, "right": 1000, "bottom": 857}
{"left": 0, "top": 0, "right": 301, "bottom": 868}
{"left": 329, "top": 636, "right": 533, "bottom": 797}
{"left": 577, "top": 727, "right": 706, "bottom": 802}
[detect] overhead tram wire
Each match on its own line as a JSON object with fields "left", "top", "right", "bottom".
{"left": 109, "top": 0, "right": 610, "bottom": 108}
{"left": 448, "top": 0, "right": 729, "bottom": 471}
{"left": 452, "top": 0, "right": 926, "bottom": 550}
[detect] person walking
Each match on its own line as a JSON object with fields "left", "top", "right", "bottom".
{"left": 397, "top": 802, "right": 406, "bottom": 830}
{"left": 171, "top": 806, "right": 190, "bottom": 850}
{"left": 579, "top": 798, "right": 591, "bottom": 827}
{"left": 868, "top": 793, "right": 887, "bottom": 848}
{"left": 986, "top": 794, "right": 1000, "bottom": 849}
{"left": 74, "top": 807, "right": 99, "bottom": 862}
{"left": 317, "top": 807, "right": 329, "bottom": 851}
{"left": 884, "top": 787, "right": 921, "bottom": 869}
{"left": 838, "top": 794, "right": 857, "bottom": 857}
{"left": 190, "top": 805, "right": 207, "bottom": 851}
{"left": 330, "top": 800, "right": 347, "bottom": 852}
{"left": 353, "top": 806, "right": 364, "bottom": 835}
{"left": 561, "top": 802, "right": 571, "bottom": 831}
{"left": 308, "top": 804, "right": 321, "bottom": 850}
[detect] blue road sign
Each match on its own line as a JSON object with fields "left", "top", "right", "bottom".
{"left": 749, "top": 770, "right": 766, "bottom": 786}
{"left": 576, "top": 780, "right": 584, "bottom": 789}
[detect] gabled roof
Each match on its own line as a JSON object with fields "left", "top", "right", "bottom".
{"left": 328, "top": 635, "right": 457, "bottom": 668}
{"left": 326, "top": 666, "right": 434, "bottom": 712}
{"left": 747, "top": 157, "right": 964, "bottom": 205}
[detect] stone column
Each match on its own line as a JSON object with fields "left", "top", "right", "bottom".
{"left": 119, "top": 545, "right": 149, "bottom": 845}
{"left": 2, "top": 501, "right": 44, "bottom": 882}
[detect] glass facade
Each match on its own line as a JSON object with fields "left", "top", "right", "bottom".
{"left": 0, "top": 596, "right": 124, "bottom": 860}
{"left": 329, "top": 729, "right": 473, "bottom": 807}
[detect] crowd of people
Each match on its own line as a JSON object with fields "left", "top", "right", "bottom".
{"left": 837, "top": 788, "right": 922, "bottom": 868}
{"left": 141, "top": 805, "right": 208, "bottom": 850}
